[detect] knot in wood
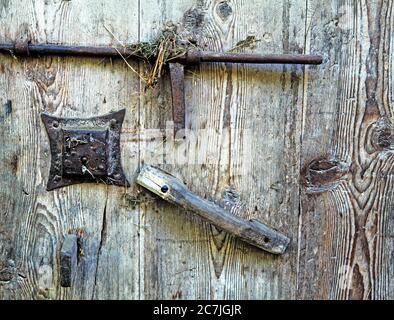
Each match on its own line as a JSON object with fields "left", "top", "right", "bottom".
{"left": 216, "top": 1, "right": 233, "bottom": 20}
{"left": 302, "top": 157, "right": 348, "bottom": 192}
{"left": 371, "top": 117, "right": 394, "bottom": 151}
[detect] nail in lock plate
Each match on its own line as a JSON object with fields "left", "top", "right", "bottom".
{"left": 41, "top": 109, "right": 130, "bottom": 191}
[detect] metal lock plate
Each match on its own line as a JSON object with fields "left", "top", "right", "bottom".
{"left": 62, "top": 129, "right": 108, "bottom": 177}
{"left": 41, "top": 109, "right": 130, "bottom": 191}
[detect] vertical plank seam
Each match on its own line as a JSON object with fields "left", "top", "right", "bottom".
{"left": 296, "top": 0, "right": 309, "bottom": 298}
{"left": 137, "top": 0, "right": 142, "bottom": 300}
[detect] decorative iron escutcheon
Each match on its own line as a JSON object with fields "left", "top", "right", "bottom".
{"left": 41, "top": 109, "right": 130, "bottom": 191}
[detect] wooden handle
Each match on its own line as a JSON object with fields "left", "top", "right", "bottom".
{"left": 135, "top": 165, "right": 290, "bottom": 254}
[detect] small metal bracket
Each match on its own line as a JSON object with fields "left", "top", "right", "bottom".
{"left": 41, "top": 109, "right": 130, "bottom": 191}
{"left": 60, "top": 234, "right": 78, "bottom": 288}
{"left": 169, "top": 62, "right": 186, "bottom": 137}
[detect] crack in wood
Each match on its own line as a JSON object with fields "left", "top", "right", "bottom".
{"left": 92, "top": 191, "right": 109, "bottom": 298}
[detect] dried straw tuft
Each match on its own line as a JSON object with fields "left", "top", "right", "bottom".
{"left": 106, "top": 22, "right": 194, "bottom": 89}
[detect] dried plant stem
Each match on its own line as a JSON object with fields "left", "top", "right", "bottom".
{"left": 114, "top": 47, "right": 147, "bottom": 83}
{"left": 104, "top": 24, "right": 126, "bottom": 47}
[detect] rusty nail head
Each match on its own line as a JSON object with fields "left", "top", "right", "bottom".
{"left": 110, "top": 118, "right": 117, "bottom": 128}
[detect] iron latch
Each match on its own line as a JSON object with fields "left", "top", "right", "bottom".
{"left": 41, "top": 109, "right": 130, "bottom": 190}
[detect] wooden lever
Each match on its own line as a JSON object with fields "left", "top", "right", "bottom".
{"left": 135, "top": 165, "right": 290, "bottom": 254}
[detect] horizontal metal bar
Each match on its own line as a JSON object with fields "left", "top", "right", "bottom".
{"left": 0, "top": 43, "right": 146, "bottom": 60}
{"left": 0, "top": 43, "right": 13, "bottom": 51}
{"left": 0, "top": 42, "right": 323, "bottom": 65}
{"left": 198, "top": 52, "right": 323, "bottom": 65}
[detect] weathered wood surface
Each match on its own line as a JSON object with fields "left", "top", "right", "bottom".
{"left": 0, "top": 0, "right": 393, "bottom": 300}
{"left": 298, "top": 0, "right": 394, "bottom": 299}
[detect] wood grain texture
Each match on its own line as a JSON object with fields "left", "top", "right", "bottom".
{"left": 298, "top": 0, "right": 394, "bottom": 299}
{"left": 0, "top": 0, "right": 393, "bottom": 300}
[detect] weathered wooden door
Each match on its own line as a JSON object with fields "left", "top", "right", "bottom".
{"left": 0, "top": 0, "right": 393, "bottom": 300}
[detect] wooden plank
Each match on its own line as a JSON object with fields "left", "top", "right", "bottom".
{"left": 139, "top": 0, "right": 306, "bottom": 299}
{"left": 0, "top": 0, "right": 141, "bottom": 299}
{"left": 298, "top": 0, "right": 394, "bottom": 299}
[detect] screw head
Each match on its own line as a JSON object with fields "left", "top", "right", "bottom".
{"left": 109, "top": 119, "right": 117, "bottom": 128}
{"left": 114, "top": 173, "right": 121, "bottom": 180}
{"left": 53, "top": 121, "right": 59, "bottom": 128}
{"left": 161, "top": 185, "right": 169, "bottom": 193}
